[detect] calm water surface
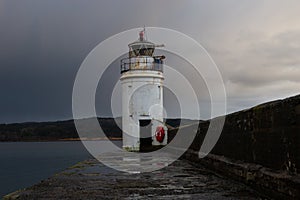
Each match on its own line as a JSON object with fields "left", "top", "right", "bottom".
{"left": 0, "top": 141, "right": 121, "bottom": 198}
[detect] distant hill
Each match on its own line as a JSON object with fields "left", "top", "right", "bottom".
{"left": 1, "top": 94, "right": 299, "bottom": 143}
{"left": 0, "top": 118, "right": 195, "bottom": 142}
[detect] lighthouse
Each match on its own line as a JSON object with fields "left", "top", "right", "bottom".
{"left": 120, "top": 28, "right": 167, "bottom": 152}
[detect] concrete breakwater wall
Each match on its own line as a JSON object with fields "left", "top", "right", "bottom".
{"left": 169, "top": 94, "right": 300, "bottom": 173}
{"left": 168, "top": 94, "right": 300, "bottom": 199}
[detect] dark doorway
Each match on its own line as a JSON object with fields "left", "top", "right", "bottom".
{"left": 139, "top": 119, "right": 152, "bottom": 152}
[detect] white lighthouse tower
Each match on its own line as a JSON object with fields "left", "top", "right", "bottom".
{"left": 120, "top": 28, "right": 167, "bottom": 152}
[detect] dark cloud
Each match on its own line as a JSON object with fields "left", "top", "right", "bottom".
{"left": 0, "top": 0, "right": 299, "bottom": 122}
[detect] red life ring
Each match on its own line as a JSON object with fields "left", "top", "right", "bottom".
{"left": 155, "top": 126, "right": 165, "bottom": 143}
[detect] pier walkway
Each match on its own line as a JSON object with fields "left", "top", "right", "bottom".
{"left": 5, "top": 153, "right": 267, "bottom": 200}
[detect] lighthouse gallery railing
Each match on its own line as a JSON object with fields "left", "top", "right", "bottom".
{"left": 120, "top": 57, "right": 163, "bottom": 74}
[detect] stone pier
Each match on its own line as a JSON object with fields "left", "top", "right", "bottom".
{"left": 4, "top": 154, "right": 266, "bottom": 200}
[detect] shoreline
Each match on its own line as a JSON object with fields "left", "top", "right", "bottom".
{"left": 0, "top": 137, "right": 122, "bottom": 142}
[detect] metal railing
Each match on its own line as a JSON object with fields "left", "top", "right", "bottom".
{"left": 120, "top": 57, "right": 163, "bottom": 74}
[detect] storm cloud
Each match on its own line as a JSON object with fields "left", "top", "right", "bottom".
{"left": 0, "top": 0, "right": 299, "bottom": 123}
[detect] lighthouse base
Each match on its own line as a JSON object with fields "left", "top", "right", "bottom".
{"left": 123, "top": 145, "right": 167, "bottom": 152}
{"left": 123, "top": 146, "right": 140, "bottom": 152}
{"left": 122, "top": 119, "right": 168, "bottom": 152}
{"left": 122, "top": 127, "right": 168, "bottom": 152}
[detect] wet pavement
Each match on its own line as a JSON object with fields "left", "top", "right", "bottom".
{"left": 6, "top": 153, "right": 269, "bottom": 200}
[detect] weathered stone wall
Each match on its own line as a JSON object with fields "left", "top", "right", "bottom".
{"left": 169, "top": 94, "right": 300, "bottom": 174}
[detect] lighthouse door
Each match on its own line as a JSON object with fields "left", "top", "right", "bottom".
{"left": 139, "top": 119, "right": 152, "bottom": 152}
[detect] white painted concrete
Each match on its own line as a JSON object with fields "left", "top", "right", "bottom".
{"left": 121, "top": 67, "right": 167, "bottom": 151}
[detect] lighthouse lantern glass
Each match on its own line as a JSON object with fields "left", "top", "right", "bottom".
{"left": 129, "top": 43, "right": 155, "bottom": 57}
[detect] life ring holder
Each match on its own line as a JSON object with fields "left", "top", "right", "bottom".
{"left": 155, "top": 126, "right": 165, "bottom": 143}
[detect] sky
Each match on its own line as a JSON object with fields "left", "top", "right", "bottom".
{"left": 0, "top": 0, "right": 300, "bottom": 123}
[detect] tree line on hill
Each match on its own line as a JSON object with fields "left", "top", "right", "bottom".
{"left": 0, "top": 118, "right": 190, "bottom": 141}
